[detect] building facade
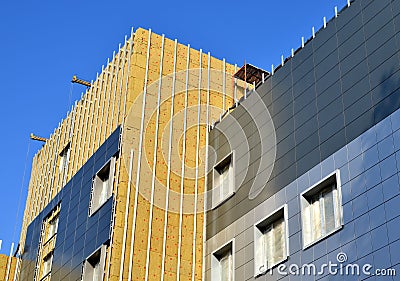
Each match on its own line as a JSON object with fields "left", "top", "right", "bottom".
{"left": 206, "top": 0, "right": 400, "bottom": 280}
{"left": 0, "top": 253, "right": 16, "bottom": 281}
{"left": 17, "top": 28, "right": 244, "bottom": 281}
{"left": 16, "top": 0, "right": 400, "bottom": 281}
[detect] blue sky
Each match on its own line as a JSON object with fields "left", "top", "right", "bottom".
{"left": 0, "top": 0, "right": 346, "bottom": 255}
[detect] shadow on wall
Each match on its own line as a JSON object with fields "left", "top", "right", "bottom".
{"left": 374, "top": 64, "right": 400, "bottom": 123}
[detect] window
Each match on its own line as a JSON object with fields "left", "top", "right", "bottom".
{"left": 211, "top": 241, "right": 234, "bottom": 281}
{"left": 254, "top": 206, "right": 288, "bottom": 276}
{"left": 35, "top": 205, "right": 60, "bottom": 281}
{"left": 90, "top": 158, "right": 115, "bottom": 215}
{"left": 41, "top": 253, "right": 53, "bottom": 279}
{"left": 59, "top": 143, "right": 71, "bottom": 186}
{"left": 301, "top": 170, "right": 343, "bottom": 248}
{"left": 46, "top": 215, "right": 59, "bottom": 242}
{"left": 82, "top": 245, "right": 106, "bottom": 281}
{"left": 59, "top": 143, "right": 70, "bottom": 173}
{"left": 212, "top": 153, "right": 234, "bottom": 209}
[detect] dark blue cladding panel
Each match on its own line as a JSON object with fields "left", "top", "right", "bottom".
{"left": 20, "top": 126, "right": 120, "bottom": 280}
{"left": 207, "top": 0, "right": 400, "bottom": 238}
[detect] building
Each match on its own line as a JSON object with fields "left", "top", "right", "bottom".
{"left": 0, "top": 253, "right": 17, "bottom": 281}
{"left": 17, "top": 28, "right": 245, "bottom": 281}
{"left": 205, "top": 0, "right": 400, "bottom": 280}
{"left": 16, "top": 0, "right": 400, "bottom": 280}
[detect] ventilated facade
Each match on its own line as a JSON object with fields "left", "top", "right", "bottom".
{"left": 206, "top": 0, "right": 400, "bottom": 280}
{"left": 18, "top": 28, "right": 244, "bottom": 281}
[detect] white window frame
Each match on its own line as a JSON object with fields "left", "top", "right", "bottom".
{"left": 211, "top": 239, "right": 235, "bottom": 281}
{"left": 81, "top": 244, "right": 107, "bottom": 281}
{"left": 253, "top": 205, "right": 289, "bottom": 277}
{"left": 300, "top": 170, "right": 343, "bottom": 249}
{"left": 89, "top": 157, "right": 116, "bottom": 216}
{"left": 212, "top": 152, "right": 235, "bottom": 209}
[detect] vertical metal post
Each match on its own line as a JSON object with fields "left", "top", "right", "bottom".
{"left": 64, "top": 102, "right": 74, "bottom": 183}
{"left": 5, "top": 243, "right": 14, "bottom": 281}
{"left": 28, "top": 156, "right": 39, "bottom": 222}
{"left": 118, "top": 149, "right": 134, "bottom": 281}
{"left": 43, "top": 127, "right": 53, "bottom": 205}
{"left": 122, "top": 28, "right": 135, "bottom": 124}
{"left": 86, "top": 71, "right": 100, "bottom": 160}
{"left": 201, "top": 51, "right": 211, "bottom": 281}
{"left": 84, "top": 80, "right": 94, "bottom": 161}
{"left": 127, "top": 28, "right": 152, "bottom": 281}
{"left": 37, "top": 129, "right": 50, "bottom": 212}
{"left": 323, "top": 16, "right": 327, "bottom": 28}
{"left": 97, "top": 59, "right": 110, "bottom": 148}
{"left": 244, "top": 62, "right": 247, "bottom": 99}
{"left": 12, "top": 247, "right": 21, "bottom": 281}
{"left": 91, "top": 70, "right": 103, "bottom": 155}
{"left": 81, "top": 82, "right": 93, "bottom": 165}
{"left": 73, "top": 96, "right": 85, "bottom": 173}
{"left": 49, "top": 125, "right": 61, "bottom": 199}
{"left": 192, "top": 49, "right": 203, "bottom": 281}
{"left": 61, "top": 106, "right": 73, "bottom": 187}
{"left": 42, "top": 128, "right": 54, "bottom": 204}
{"left": 115, "top": 36, "right": 128, "bottom": 126}
{"left": 109, "top": 46, "right": 122, "bottom": 134}
{"left": 103, "top": 52, "right": 116, "bottom": 140}
{"left": 160, "top": 38, "right": 178, "bottom": 281}
{"left": 234, "top": 64, "right": 237, "bottom": 101}
{"left": 32, "top": 154, "right": 42, "bottom": 219}
{"left": 222, "top": 58, "right": 226, "bottom": 111}
{"left": 177, "top": 43, "right": 191, "bottom": 281}
{"left": 145, "top": 34, "right": 165, "bottom": 281}
{"left": 68, "top": 100, "right": 78, "bottom": 179}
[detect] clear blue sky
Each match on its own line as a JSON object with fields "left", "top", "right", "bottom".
{"left": 0, "top": 0, "right": 346, "bottom": 255}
